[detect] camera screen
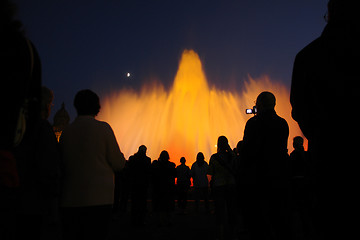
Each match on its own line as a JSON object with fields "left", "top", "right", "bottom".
{"left": 246, "top": 109, "right": 253, "bottom": 114}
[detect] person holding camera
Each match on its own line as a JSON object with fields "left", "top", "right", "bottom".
{"left": 241, "top": 91, "right": 290, "bottom": 240}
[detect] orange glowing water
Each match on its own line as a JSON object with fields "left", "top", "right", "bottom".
{"left": 98, "top": 50, "right": 304, "bottom": 166}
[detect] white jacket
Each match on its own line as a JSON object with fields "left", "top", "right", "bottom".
{"left": 60, "top": 115, "right": 125, "bottom": 207}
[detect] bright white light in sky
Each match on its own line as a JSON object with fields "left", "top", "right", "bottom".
{"left": 126, "top": 72, "right": 131, "bottom": 77}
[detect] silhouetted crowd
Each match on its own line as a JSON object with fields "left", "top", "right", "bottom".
{"left": 1, "top": 0, "right": 358, "bottom": 240}
{"left": 0, "top": 87, "right": 314, "bottom": 240}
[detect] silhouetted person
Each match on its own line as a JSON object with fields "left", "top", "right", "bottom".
{"left": 59, "top": 89, "right": 126, "bottom": 240}
{"left": 234, "top": 140, "right": 244, "bottom": 187}
{"left": 17, "top": 87, "right": 60, "bottom": 240}
{"left": 191, "top": 152, "right": 209, "bottom": 212}
{"left": 151, "top": 150, "right": 176, "bottom": 227}
{"left": 208, "top": 136, "right": 237, "bottom": 240}
{"left": 290, "top": 0, "right": 359, "bottom": 238}
{"left": 290, "top": 136, "right": 313, "bottom": 239}
{"left": 290, "top": 137, "right": 307, "bottom": 179}
{"left": 242, "top": 92, "right": 290, "bottom": 240}
{"left": 1, "top": 1, "right": 43, "bottom": 239}
{"left": 0, "top": 0, "right": 41, "bottom": 152}
{"left": 176, "top": 157, "right": 191, "bottom": 212}
{"left": 36, "top": 87, "right": 62, "bottom": 234}
{"left": 234, "top": 140, "right": 247, "bottom": 228}
{"left": 128, "top": 145, "right": 151, "bottom": 225}
{"left": 113, "top": 160, "right": 130, "bottom": 218}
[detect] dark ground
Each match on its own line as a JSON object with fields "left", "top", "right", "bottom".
{"left": 110, "top": 200, "right": 221, "bottom": 240}
{"left": 109, "top": 200, "right": 306, "bottom": 240}
{"left": 42, "top": 200, "right": 247, "bottom": 240}
{"left": 42, "top": 199, "right": 306, "bottom": 240}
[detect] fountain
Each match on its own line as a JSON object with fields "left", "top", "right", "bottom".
{"left": 98, "top": 50, "right": 304, "bottom": 166}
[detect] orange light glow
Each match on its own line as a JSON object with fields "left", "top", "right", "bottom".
{"left": 98, "top": 50, "right": 305, "bottom": 166}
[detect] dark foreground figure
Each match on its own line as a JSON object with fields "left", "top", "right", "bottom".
{"left": 291, "top": 0, "right": 359, "bottom": 238}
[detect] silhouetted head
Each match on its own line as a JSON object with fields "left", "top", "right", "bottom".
{"left": 196, "top": 152, "right": 205, "bottom": 166}
{"left": 159, "top": 150, "right": 170, "bottom": 162}
{"left": 327, "top": 0, "right": 356, "bottom": 24}
{"left": 217, "top": 135, "right": 229, "bottom": 153}
{"left": 41, "top": 86, "right": 54, "bottom": 120}
{"left": 196, "top": 152, "right": 205, "bottom": 161}
{"left": 256, "top": 91, "right": 276, "bottom": 113}
{"left": 74, "top": 89, "right": 101, "bottom": 116}
{"left": 293, "top": 136, "right": 304, "bottom": 151}
{"left": 180, "top": 157, "right": 186, "bottom": 164}
{"left": 236, "top": 140, "right": 244, "bottom": 155}
{"left": 138, "top": 145, "right": 147, "bottom": 155}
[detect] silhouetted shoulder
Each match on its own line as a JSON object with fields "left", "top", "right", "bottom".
{"left": 128, "top": 155, "right": 135, "bottom": 161}
{"left": 91, "top": 118, "right": 107, "bottom": 126}
{"left": 209, "top": 153, "right": 217, "bottom": 163}
{"left": 90, "top": 119, "right": 117, "bottom": 137}
{"left": 296, "top": 36, "right": 322, "bottom": 57}
{"left": 169, "top": 161, "right": 176, "bottom": 168}
{"left": 97, "top": 120, "right": 113, "bottom": 131}
{"left": 278, "top": 115, "right": 289, "bottom": 128}
{"left": 60, "top": 117, "right": 116, "bottom": 142}
{"left": 294, "top": 36, "right": 326, "bottom": 72}
{"left": 272, "top": 114, "right": 289, "bottom": 136}
{"left": 243, "top": 115, "right": 260, "bottom": 135}
{"left": 244, "top": 115, "right": 258, "bottom": 126}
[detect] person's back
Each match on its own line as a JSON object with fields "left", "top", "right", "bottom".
{"left": 1, "top": 1, "right": 42, "bottom": 192}
{"left": 208, "top": 151, "right": 236, "bottom": 187}
{"left": 60, "top": 116, "right": 124, "bottom": 207}
{"left": 289, "top": 137, "right": 308, "bottom": 179}
{"left": 289, "top": 149, "right": 307, "bottom": 178}
{"left": 291, "top": 1, "right": 358, "bottom": 142}
{"left": 243, "top": 109, "right": 289, "bottom": 183}
{"left": 151, "top": 151, "right": 176, "bottom": 225}
{"left": 291, "top": 0, "right": 358, "bottom": 184}
{"left": 207, "top": 136, "right": 237, "bottom": 239}
{"left": 176, "top": 161, "right": 190, "bottom": 186}
{"left": 191, "top": 152, "right": 209, "bottom": 211}
{"left": 60, "top": 89, "right": 125, "bottom": 240}
{"left": 152, "top": 158, "right": 176, "bottom": 193}
{"left": 1, "top": 3, "right": 43, "bottom": 239}
{"left": 191, "top": 160, "right": 209, "bottom": 188}
{"left": 176, "top": 158, "right": 190, "bottom": 211}
{"left": 290, "top": 1, "right": 359, "bottom": 237}
{"left": 1, "top": 12, "right": 41, "bottom": 151}
{"left": 289, "top": 137, "right": 312, "bottom": 238}
{"left": 291, "top": 23, "right": 357, "bottom": 146}
{"left": 242, "top": 92, "right": 290, "bottom": 240}
{"left": 128, "top": 148, "right": 151, "bottom": 188}
{"left": 127, "top": 145, "right": 150, "bottom": 225}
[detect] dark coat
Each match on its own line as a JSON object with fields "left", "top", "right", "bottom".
{"left": 1, "top": 32, "right": 41, "bottom": 150}
{"left": 128, "top": 152, "right": 151, "bottom": 188}
{"left": 290, "top": 22, "right": 359, "bottom": 150}
{"left": 290, "top": 21, "right": 359, "bottom": 183}
{"left": 151, "top": 160, "right": 176, "bottom": 211}
{"left": 242, "top": 110, "right": 289, "bottom": 186}
{"left": 290, "top": 20, "right": 360, "bottom": 238}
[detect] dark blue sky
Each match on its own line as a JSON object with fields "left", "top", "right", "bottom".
{"left": 14, "top": 0, "right": 327, "bottom": 120}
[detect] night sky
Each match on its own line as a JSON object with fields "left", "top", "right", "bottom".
{"left": 14, "top": 0, "right": 327, "bottom": 120}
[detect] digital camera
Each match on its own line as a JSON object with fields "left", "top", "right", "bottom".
{"left": 246, "top": 106, "right": 257, "bottom": 114}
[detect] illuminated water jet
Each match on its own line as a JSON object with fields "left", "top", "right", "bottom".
{"left": 98, "top": 50, "right": 304, "bottom": 166}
